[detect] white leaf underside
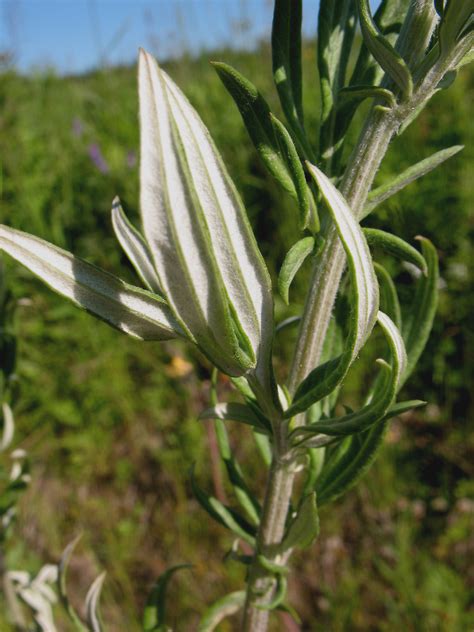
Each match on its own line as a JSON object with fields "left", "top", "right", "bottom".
{"left": 307, "top": 163, "right": 379, "bottom": 361}
{"left": 139, "top": 49, "right": 273, "bottom": 375}
{"left": 0, "top": 225, "right": 179, "bottom": 341}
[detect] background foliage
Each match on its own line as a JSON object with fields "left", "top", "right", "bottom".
{"left": 0, "top": 38, "right": 472, "bottom": 630}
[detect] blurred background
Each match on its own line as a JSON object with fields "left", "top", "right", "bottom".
{"left": 0, "top": 1, "right": 472, "bottom": 630}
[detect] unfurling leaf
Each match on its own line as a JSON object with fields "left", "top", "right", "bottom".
{"left": 279, "top": 492, "right": 319, "bottom": 552}
{"left": 364, "top": 146, "right": 464, "bottom": 215}
{"left": 143, "top": 564, "right": 192, "bottom": 632}
{"left": 363, "top": 229, "right": 427, "bottom": 274}
{"left": 85, "top": 572, "right": 106, "bottom": 632}
{"left": 357, "top": 0, "right": 413, "bottom": 98}
{"left": 111, "top": 198, "right": 162, "bottom": 294}
{"left": 0, "top": 225, "right": 180, "bottom": 342}
{"left": 198, "top": 591, "right": 245, "bottom": 632}
{"left": 139, "top": 50, "right": 273, "bottom": 380}
{"left": 278, "top": 236, "right": 315, "bottom": 304}
{"left": 286, "top": 164, "right": 379, "bottom": 416}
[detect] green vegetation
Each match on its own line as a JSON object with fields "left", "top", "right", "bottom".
{"left": 0, "top": 39, "right": 472, "bottom": 629}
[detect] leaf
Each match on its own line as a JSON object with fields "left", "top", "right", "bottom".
{"left": 364, "top": 146, "right": 464, "bottom": 215}
{"left": 58, "top": 534, "right": 88, "bottom": 632}
{"left": 278, "top": 236, "right": 315, "bottom": 304}
{"left": 85, "top": 572, "right": 106, "bottom": 632}
{"left": 199, "top": 403, "right": 269, "bottom": 432}
{"left": 142, "top": 564, "right": 191, "bottom": 631}
{"left": 0, "top": 225, "right": 180, "bottom": 342}
{"left": 286, "top": 164, "right": 379, "bottom": 417}
{"left": 211, "top": 63, "right": 310, "bottom": 228}
{"left": 384, "top": 399, "right": 426, "bottom": 419}
{"left": 0, "top": 402, "right": 15, "bottom": 452}
{"left": 139, "top": 50, "right": 273, "bottom": 379}
{"left": 190, "top": 466, "right": 256, "bottom": 546}
{"left": 271, "top": 0, "right": 306, "bottom": 138}
{"left": 111, "top": 198, "right": 162, "bottom": 294}
{"left": 339, "top": 85, "right": 396, "bottom": 108}
{"left": 401, "top": 237, "right": 439, "bottom": 386}
{"left": 374, "top": 262, "right": 402, "bottom": 329}
{"left": 438, "top": 0, "right": 474, "bottom": 58}
{"left": 363, "top": 229, "right": 427, "bottom": 274}
{"left": 318, "top": 0, "right": 358, "bottom": 165}
{"left": 198, "top": 591, "right": 245, "bottom": 632}
{"left": 316, "top": 421, "right": 388, "bottom": 506}
{"left": 279, "top": 492, "right": 319, "bottom": 552}
{"left": 357, "top": 0, "right": 413, "bottom": 97}
{"left": 292, "top": 311, "right": 406, "bottom": 439}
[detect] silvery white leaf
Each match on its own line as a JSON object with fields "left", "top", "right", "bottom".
{"left": 0, "top": 401, "right": 14, "bottom": 451}
{"left": 139, "top": 49, "right": 273, "bottom": 379}
{"left": 85, "top": 572, "right": 106, "bottom": 632}
{"left": 111, "top": 197, "right": 162, "bottom": 294}
{"left": 0, "top": 225, "right": 181, "bottom": 342}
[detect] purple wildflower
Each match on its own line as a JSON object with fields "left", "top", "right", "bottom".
{"left": 88, "top": 143, "right": 109, "bottom": 174}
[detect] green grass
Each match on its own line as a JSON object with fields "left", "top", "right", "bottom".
{"left": 0, "top": 43, "right": 473, "bottom": 629}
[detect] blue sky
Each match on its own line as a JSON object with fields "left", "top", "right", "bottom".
{"left": 1, "top": 0, "right": 322, "bottom": 74}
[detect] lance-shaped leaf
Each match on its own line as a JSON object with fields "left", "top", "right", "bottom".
{"left": 339, "top": 85, "right": 396, "bottom": 109}
{"left": 363, "top": 229, "right": 427, "bottom": 274}
{"left": 190, "top": 466, "right": 256, "bottom": 546}
{"left": 0, "top": 225, "right": 180, "bottom": 342}
{"left": 364, "top": 146, "right": 464, "bottom": 215}
{"left": 271, "top": 0, "right": 306, "bottom": 140}
{"left": 139, "top": 50, "right": 273, "bottom": 380}
{"left": 143, "top": 564, "right": 191, "bottom": 632}
{"left": 438, "top": 0, "right": 474, "bottom": 58}
{"left": 278, "top": 236, "right": 315, "bottom": 305}
{"left": 199, "top": 402, "right": 270, "bottom": 433}
{"left": 286, "top": 164, "right": 379, "bottom": 417}
{"left": 318, "top": 0, "right": 358, "bottom": 164}
{"left": 401, "top": 237, "right": 439, "bottom": 386}
{"left": 111, "top": 198, "right": 161, "bottom": 294}
{"left": 198, "top": 591, "right": 245, "bottom": 632}
{"left": 279, "top": 492, "right": 319, "bottom": 553}
{"left": 58, "top": 534, "right": 88, "bottom": 631}
{"left": 212, "top": 63, "right": 309, "bottom": 227}
{"left": 85, "top": 572, "right": 106, "bottom": 632}
{"left": 291, "top": 311, "right": 406, "bottom": 439}
{"left": 357, "top": 0, "right": 413, "bottom": 98}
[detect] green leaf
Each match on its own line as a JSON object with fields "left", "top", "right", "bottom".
{"left": 279, "top": 492, "right": 319, "bottom": 552}
{"left": 384, "top": 399, "right": 426, "bottom": 419}
{"left": 199, "top": 402, "right": 269, "bottom": 433}
{"left": 111, "top": 198, "right": 162, "bottom": 294}
{"left": 139, "top": 50, "right": 273, "bottom": 379}
{"left": 253, "top": 430, "right": 272, "bottom": 467}
{"left": 198, "top": 591, "right": 245, "bottom": 632}
{"left": 364, "top": 146, "right": 464, "bottom": 215}
{"left": 316, "top": 421, "right": 388, "bottom": 506}
{"left": 142, "top": 564, "right": 191, "bottom": 631}
{"left": 438, "top": 0, "right": 474, "bottom": 58}
{"left": 357, "top": 0, "right": 413, "bottom": 97}
{"left": 363, "top": 229, "right": 427, "bottom": 274}
{"left": 292, "top": 311, "right": 406, "bottom": 439}
{"left": 401, "top": 237, "right": 439, "bottom": 386}
{"left": 85, "top": 572, "right": 106, "bottom": 632}
{"left": 339, "top": 85, "right": 397, "bottom": 108}
{"left": 271, "top": 0, "right": 306, "bottom": 139}
{"left": 278, "top": 236, "right": 315, "bottom": 304}
{"left": 270, "top": 114, "right": 311, "bottom": 228}
{"left": 58, "top": 534, "right": 88, "bottom": 631}
{"left": 0, "top": 225, "right": 180, "bottom": 342}
{"left": 318, "top": 0, "right": 358, "bottom": 166}
{"left": 190, "top": 466, "right": 256, "bottom": 546}
{"left": 286, "top": 164, "right": 379, "bottom": 417}
{"left": 374, "top": 263, "right": 402, "bottom": 329}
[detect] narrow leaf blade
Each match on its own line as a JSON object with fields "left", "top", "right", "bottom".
{"left": 198, "top": 591, "right": 245, "bottom": 632}
{"left": 278, "top": 236, "right": 315, "bottom": 305}
{"left": 364, "top": 229, "right": 427, "bottom": 274}
{"left": 279, "top": 492, "right": 319, "bottom": 552}
{"left": 85, "top": 572, "right": 106, "bottom": 632}
{"left": 0, "top": 225, "right": 180, "bottom": 341}
{"left": 142, "top": 564, "right": 191, "bottom": 631}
